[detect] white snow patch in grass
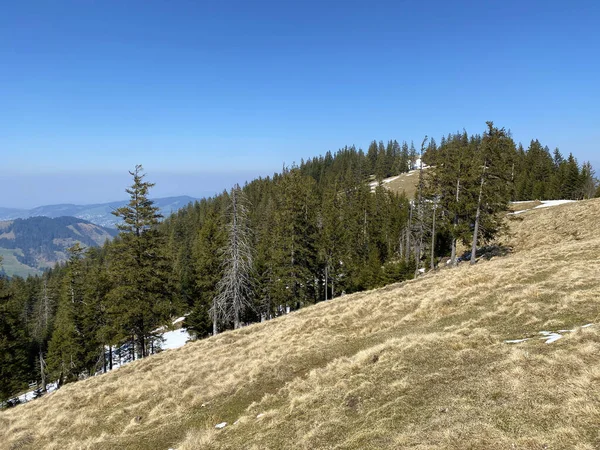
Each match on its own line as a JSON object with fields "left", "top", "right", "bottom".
{"left": 509, "top": 200, "right": 576, "bottom": 215}
{"left": 539, "top": 331, "right": 563, "bottom": 344}
{"left": 535, "top": 200, "right": 576, "bottom": 209}
{"left": 256, "top": 413, "right": 265, "bottom": 419}
{"left": 505, "top": 338, "right": 530, "bottom": 344}
{"left": 11, "top": 327, "right": 191, "bottom": 407}
{"left": 161, "top": 329, "right": 190, "bottom": 350}
{"left": 172, "top": 316, "right": 186, "bottom": 325}
{"left": 543, "top": 334, "right": 562, "bottom": 344}
{"left": 505, "top": 323, "right": 594, "bottom": 346}
{"left": 215, "top": 422, "right": 227, "bottom": 429}
{"left": 369, "top": 175, "right": 401, "bottom": 190}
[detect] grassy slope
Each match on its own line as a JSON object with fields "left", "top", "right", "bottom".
{"left": 2, "top": 200, "right": 600, "bottom": 450}
{"left": 0, "top": 248, "right": 40, "bottom": 278}
{"left": 378, "top": 170, "right": 423, "bottom": 199}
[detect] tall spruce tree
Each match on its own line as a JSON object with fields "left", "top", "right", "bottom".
{"left": 187, "top": 203, "right": 225, "bottom": 337}
{"left": 108, "top": 165, "right": 172, "bottom": 358}
{"left": 271, "top": 167, "right": 318, "bottom": 310}
{"left": 0, "top": 258, "right": 32, "bottom": 402}
{"left": 470, "top": 122, "right": 515, "bottom": 264}
{"left": 30, "top": 276, "right": 54, "bottom": 391}
{"left": 46, "top": 245, "right": 86, "bottom": 386}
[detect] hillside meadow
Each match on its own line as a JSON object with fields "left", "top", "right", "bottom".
{"left": 1, "top": 199, "right": 600, "bottom": 449}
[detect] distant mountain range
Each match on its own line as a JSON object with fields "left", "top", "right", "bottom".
{"left": 0, "top": 216, "right": 118, "bottom": 278}
{"left": 0, "top": 196, "right": 197, "bottom": 229}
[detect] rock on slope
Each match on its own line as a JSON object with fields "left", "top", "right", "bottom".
{"left": 1, "top": 199, "right": 600, "bottom": 450}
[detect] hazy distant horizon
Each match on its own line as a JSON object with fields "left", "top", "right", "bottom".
{"left": 2, "top": 1, "right": 599, "bottom": 208}
{"left": 4, "top": 155, "right": 598, "bottom": 210}
{"left": 0, "top": 169, "right": 277, "bottom": 209}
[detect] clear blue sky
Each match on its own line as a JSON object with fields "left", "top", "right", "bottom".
{"left": 1, "top": 0, "right": 599, "bottom": 208}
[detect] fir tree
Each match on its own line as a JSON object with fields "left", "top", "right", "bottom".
{"left": 470, "top": 122, "right": 515, "bottom": 264}
{"left": 46, "top": 245, "right": 86, "bottom": 386}
{"left": 187, "top": 203, "right": 225, "bottom": 337}
{"left": 0, "top": 260, "right": 32, "bottom": 402}
{"left": 108, "top": 165, "right": 172, "bottom": 358}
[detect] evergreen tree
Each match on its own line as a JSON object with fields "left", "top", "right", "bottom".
{"left": 46, "top": 245, "right": 86, "bottom": 386}
{"left": 366, "top": 140, "right": 379, "bottom": 174}
{"left": 30, "top": 276, "right": 54, "bottom": 391}
{"left": 563, "top": 153, "right": 581, "bottom": 199}
{"left": 470, "top": 122, "right": 515, "bottom": 264}
{"left": 107, "top": 165, "right": 172, "bottom": 358}
{"left": 271, "top": 167, "right": 318, "bottom": 310}
{"left": 426, "top": 131, "right": 475, "bottom": 265}
{"left": 187, "top": 203, "right": 225, "bottom": 337}
{"left": 0, "top": 260, "right": 32, "bottom": 402}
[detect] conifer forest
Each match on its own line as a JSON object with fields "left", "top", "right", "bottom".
{"left": 1, "top": 123, "right": 598, "bottom": 404}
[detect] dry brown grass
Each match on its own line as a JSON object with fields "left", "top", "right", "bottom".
{"left": 508, "top": 200, "right": 543, "bottom": 212}
{"left": 2, "top": 199, "right": 600, "bottom": 450}
{"left": 380, "top": 169, "right": 427, "bottom": 199}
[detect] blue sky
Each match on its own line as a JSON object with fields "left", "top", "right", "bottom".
{"left": 1, "top": 0, "right": 599, "bottom": 208}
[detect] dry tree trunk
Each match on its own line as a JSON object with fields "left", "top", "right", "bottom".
{"left": 470, "top": 164, "right": 487, "bottom": 265}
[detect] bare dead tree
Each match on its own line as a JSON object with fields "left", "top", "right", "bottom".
{"left": 470, "top": 162, "right": 487, "bottom": 265}
{"left": 414, "top": 136, "right": 428, "bottom": 277}
{"left": 212, "top": 184, "right": 254, "bottom": 331}
{"left": 430, "top": 198, "right": 438, "bottom": 270}
{"left": 32, "top": 279, "right": 53, "bottom": 392}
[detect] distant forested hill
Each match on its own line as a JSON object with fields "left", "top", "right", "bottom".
{"left": 0, "top": 196, "right": 197, "bottom": 228}
{"left": 0, "top": 216, "right": 117, "bottom": 278}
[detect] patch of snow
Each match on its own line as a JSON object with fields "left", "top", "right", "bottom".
{"left": 160, "top": 329, "right": 190, "bottom": 350}
{"left": 504, "top": 322, "right": 595, "bottom": 346}
{"left": 11, "top": 324, "right": 193, "bottom": 407}
{"left": 418, "top": 268, "right": 426, "bottom": 274}
{"left": 16, "top": 381, "right": 58, "bottom": 404}
{"left": 256, "top": 413, "right": 265, "bottom": 419}
{"left": 509, "top": 199, "right": 576, "bottom": 215}
{"left": 369, "top": 175, "right": 401, "bottom": 190}
{"left": 539, "top": 331, "right": 563, "bottom": 344}
{"left": 543, "top": 333, "right": 562, "bottom": 344}
{"left": 505, "top": 338, "right": 530, "bottom": 344}
{"left": 172, "top": 316, "right": 185, "bottom": 325}
{"left": 535, "top": 200, "right": 576, "bottom": 209}
{"left": 215, "top": 422, "right": 227, "bottom": 429}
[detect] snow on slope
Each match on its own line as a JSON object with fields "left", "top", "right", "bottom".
{"left": 11, "top": 318, "right": 190, "bottom": 407}
{"left": 161, "top": 329, "right": 191, "bottom": 350}
{"left": 511, "top": 200, "right": 576, "bottom": 215}
{"left": 505, "top": 323, "right": 594, "bottom": 345}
